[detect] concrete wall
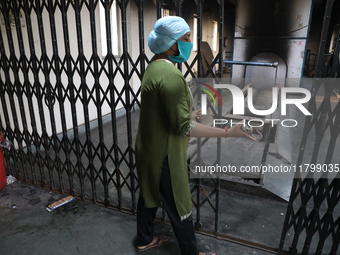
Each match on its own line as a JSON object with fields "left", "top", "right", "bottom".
{"left": 232, "top": 0, "right": 313, "bottom": 87}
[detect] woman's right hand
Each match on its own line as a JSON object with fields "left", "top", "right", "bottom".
{"left": 228, "top": 122, "right": 258, "bottom": 141}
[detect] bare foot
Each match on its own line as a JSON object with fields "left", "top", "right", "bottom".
{"left": 199, "top": 252, "right": 217, "bottom": 255}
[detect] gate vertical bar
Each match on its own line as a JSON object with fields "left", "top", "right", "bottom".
{"left": 329, "top": 22, "right": 340, "bottom": 77}
{"left": 102, "top": 0, "right": 123, "bottom": 210}
{"left": 77, "top": 0, "right": 96, "bottom": 202}
{"left": 136, "top": 0, "right": 146, "bottom": 74}
{"left": 214, "top": 0, "right": 226, "bottom": 235}
{"left": 23, "top": 0, "right": 50, "bottom": 186}
{"left": 89, "top": 0, "right": 106, "bottom": 204}
{"left": 47, "top": 0, "right": 67, "bottom": 193}
{"left": 34, "top": 0, "right": 56, "bottom": 189}
{"left": 21, "top": 0, "right": 45, "bottom": 185}
{"left": 119, "top": 0, "right": 137, "bottom": 213}
{"left": 174, "top": 0, "right": 182, "bottom": 74}
{"left": 194, "top": 0, "right": 204, "bottom": 231}
{"left": 175, "top": 0, "right": 181, "bottom": 16}
{"left": 73, "top": 0, "right": 89, "bottom": 200}
{"left": 156, "top": 0, "right": 163, "bottom": 19}
{"left": 90, "top": 1, "right": 110, "bottom": 206}
{"left": 12, "top": 0, "right": 37, "bottom": 183}
{"left": 60, "top": 0, "right": 80, "bottom": 196}
{"left": 314, "top": 0, "right": 335, "bottom": 78}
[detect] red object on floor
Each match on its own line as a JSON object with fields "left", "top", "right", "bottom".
{"left": 0, "top": 132, "right": 7, "bottom": 191}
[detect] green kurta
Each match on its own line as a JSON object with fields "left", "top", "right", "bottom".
{"left": 135, "top": 60, "right": 194, "bottom": 220}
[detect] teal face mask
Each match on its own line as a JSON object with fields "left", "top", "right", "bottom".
{"left": 168, "top": 40, "right": 193, "bottom": 63}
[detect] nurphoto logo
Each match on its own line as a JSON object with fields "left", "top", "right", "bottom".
{"left": 194, "top": 78, "right": 312, "bottom": 128}
{"left": 190, "top": 78, "right": 339, "bottom": 180}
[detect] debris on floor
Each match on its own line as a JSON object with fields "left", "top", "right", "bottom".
{"left": 46, "top": 195, "right": 75, "bottom": 212}
{"left": 6, "top": 175, "right": 17, "bottom": 185}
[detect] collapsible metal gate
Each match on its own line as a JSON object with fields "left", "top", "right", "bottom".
{"left": 0, "top": 0, "right": 339, "bottom": 254}
{"left": 279, "top": 0, "right": 340, "bottom": 254}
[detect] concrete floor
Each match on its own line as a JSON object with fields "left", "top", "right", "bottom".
{"left": 0, "top": 182, "right": 277, "bottom": 255}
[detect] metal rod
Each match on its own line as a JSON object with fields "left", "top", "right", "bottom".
{"left": 96, "top": 0, "right": 109, "bottom": 208}
{"left": 34, "top": 0, "right": 56, "bottom": 189}
{"left": 194, "top": 0, "right": 204, "bottom": 230}
{"left": 119, "top": 0, "right": 137, "bottom": 214}
{"left": 137, "top": 0, "right": 146, "bottom": 75}
{"left": 12, "top": 0, "right": 37, "bottom": 182}
{"left": 60, "top": 0, "right": 76, "bottom": 196}
{"left": 22, "top": 0, "right": 46, "bottom": 186}
{"left": 156, "top": 0, "right": 163, "bottom": 19}
{"left": 105, "top": 0, "right": 122, "bottom": 210}
{"left": 222, "top": 60, "right": 278, "bottom": 67}
{"left": 47, "top": 0, "right": 66, "bottom": 193}
{"left": 89, "top": 0, "right": 102, "bottom": 204}
{"left": 214, "top": 0, "right": 225, "bottom": 235}
{"left": 22, "top": 0, "right": 45, "bottom": 186}
{"left": 73, "top": 0, "right": 87, "bottom": 199}
{"left": 61, "top": 0, "right": 79, "bottom": 195}
{"left": 314, "top": 0, "right": 335, "bottom": 77}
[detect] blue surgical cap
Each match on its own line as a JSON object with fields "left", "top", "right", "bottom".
{"left": 148, "top": 16, "right": 190, "bottom": 54}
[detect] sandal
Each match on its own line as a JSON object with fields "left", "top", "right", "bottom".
{"left": 137, "top": 236, "right": 170, "bottom": 252}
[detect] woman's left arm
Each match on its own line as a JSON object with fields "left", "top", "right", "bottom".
{"left": 190, "top": 121, "right": 257, "bottom": 141}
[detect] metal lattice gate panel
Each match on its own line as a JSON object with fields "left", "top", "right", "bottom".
{"left": 279, "top": 0, "right": 340, "bottom": 254}
{"left": 1, "top": 1, "right": 340, "bottom": 254}
{"left": 0, "top": 0, "right": 144, "bottom": 212}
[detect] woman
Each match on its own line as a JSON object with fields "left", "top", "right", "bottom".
{"left": 135, "top": 16, "right": 255, "bottom": 255}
